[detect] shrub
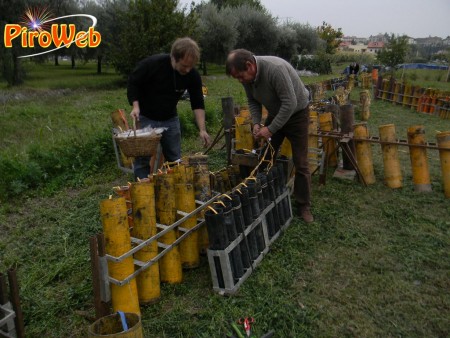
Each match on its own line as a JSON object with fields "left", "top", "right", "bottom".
{"left": 178, "top": 108, "right": 198, "bottom": 137}
{"left": 0, "top": 158, "right": 43, "bottom": 197}
{"left": 409, "top": 72, "right": 418, "bottom": 81}
{"left": 0, "top": 130, "right": 113, "bottom": 199}
{"left": 295, "top": 54, "right": 332, "bottom": 74}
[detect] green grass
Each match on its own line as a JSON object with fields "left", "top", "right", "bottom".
{"left": 0, "top": 61, "right": 449, "bottom": 337}
{"left": 1, "top": 59, "right": 124, "bottom": 90}
{"left": 392, "top": 68, "right": 450, "bottom": 91}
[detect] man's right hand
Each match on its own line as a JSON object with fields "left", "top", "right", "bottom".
{"left": 130, "top": 108, "right": 140, "bottom": 122}
{"left": 130, "top": 101, "right": 140, "bottom": 121}
{"left": 252, "top": 124, "right": 261, "bottom": 139}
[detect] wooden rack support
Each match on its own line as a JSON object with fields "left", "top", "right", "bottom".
{"left": 0, "top": 268, "right": 25, "bottom": 338}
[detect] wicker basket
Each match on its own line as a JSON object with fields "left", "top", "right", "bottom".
{"left": 115, "top": 132, "right": 162, "bottom": 157}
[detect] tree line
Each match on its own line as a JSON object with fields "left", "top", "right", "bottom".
{"left": 1, "top": 0, "right": 432, "bottom": 86}
{"left": 1, "top": 0, "right": 343, "bottom": 85}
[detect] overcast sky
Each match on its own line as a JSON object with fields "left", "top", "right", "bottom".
{"left": 178, "top": 0, "right": 449, "bottom": 38}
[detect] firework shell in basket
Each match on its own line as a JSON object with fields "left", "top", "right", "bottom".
{"left": 115, "top": 126, "right": 164, "bottom": 157}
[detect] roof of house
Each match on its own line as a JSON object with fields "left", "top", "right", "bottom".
{"left": 367, "top": 41, "right": 385, "bottom": 48}
{"left": 339, "top": 41, "right": 351, "bottom": 47}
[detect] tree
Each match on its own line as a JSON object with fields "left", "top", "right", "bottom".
{"left": 291, "top": 22, "right": 322, "bottom": 55}
{"left": 317, "top": 21, "right": 343, "bottom": 54}
{"left": 445, "top": 49, "right": 450, "bottom": 82}
{"left": 197, "top": 4, "right": 238, "bottom": 73}
{"left": 210, "top": 0, "right": 264, "bottom": 11}
{"left": 275, "top": 23, "right": 298, "bottom": 61}
{"left": 46, "top": 0, "right": 77, "bottom": 66}
{"left": 81, "top": 0, "right": 128, "bottom": 74}
{"left": 110, "top": 0, "right": 198, "bottom": 76}
{"left": 0, "top": 0, "right": 27, "bottom": 85}
{"left": 275, "top": 22, "right": 321, "bottom": 62}
{"left": 377, "top": 34, "right": 410, "bottom": 68}
{"left": 231, "top": 4, "right": 278, "bottom": 55}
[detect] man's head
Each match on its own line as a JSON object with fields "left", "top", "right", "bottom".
{"left": 226, "top": 49, "right": 257, "bottom": 84}
{"left": 171, "top": 37, "right": 200, "bottom": 75}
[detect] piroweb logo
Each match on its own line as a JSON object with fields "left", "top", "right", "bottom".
{"left": 3, "top": 7, "right": 101, "bottom": 58}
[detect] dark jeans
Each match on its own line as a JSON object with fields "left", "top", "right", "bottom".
{"left": 265, "top": 106, "right": 311, "bottom": 209}
{"left": 133, "top": 115, "right": 181, "bottom": 179}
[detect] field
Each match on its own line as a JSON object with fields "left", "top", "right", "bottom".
{"left": 0, "top": 61, "right": 449, "bottom": 337}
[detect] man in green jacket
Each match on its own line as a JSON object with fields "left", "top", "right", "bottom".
{"left": 226, "top": 49, "right": 313, "bottom": 223}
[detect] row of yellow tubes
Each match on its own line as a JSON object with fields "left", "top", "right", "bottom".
{"left": 100, "top": 162, "right": 210, "bottom": 315}
{"left": 235, "top": 109, "right": 450, "bottom": 197}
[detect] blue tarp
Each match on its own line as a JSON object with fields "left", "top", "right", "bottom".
{"left": 397, "top": 63, "right": 448, "bottom": 70}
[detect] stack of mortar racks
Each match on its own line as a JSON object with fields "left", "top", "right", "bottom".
{"left": 205, "top": 162, "right": 293, "bottom": 295}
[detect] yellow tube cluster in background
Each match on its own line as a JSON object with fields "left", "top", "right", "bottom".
{"left": 407, "top": 126, "right": 432, "bottom": 192}
{"left": 319, "top": 112, "right": 337, "bottom": 167}
{"left": 436, "top": 131, "right": 450, "bottom": 198}
{"left": 379, "top": 124, "right": 403, "bottom": 189}
{"left": 308, "top": 110, "right": 319, "bottom": 172}
{"left": 354, "top": 122, "right": 375, "bottom": 185}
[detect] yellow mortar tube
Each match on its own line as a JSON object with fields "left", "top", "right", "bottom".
{"left": 235, "top": 116, "right": 254, "bottom": 151}
{"left": 112, "top": 185, "right": 133, "bottom": 228}
{"left": 379, "top": 124, "right": 403, "bottom": 189}
{"left": 392, "top": 82, "right": 400, "bottom": 103}
{"left": 359, "top": 90, "right": 371, "bottom": 121}
{"left": 100, "top": 197, "right": 140, "bottom": 315}
{"left": 220, "top": 169, "right": 232, "bottom": 192}
{"left": 382, "top": 79, "right": 389, "bottom": 100}
{"left": 279, "top": 138, "right": 293, "bottom": 158}
{"left": 407, "top": 126, "right": 432, "bottom": 192}
{"left": 412, "top": 86, "right": 422, "bottom": 111}
{"left": 172, "top": 163, "right": 199, "bottom": 268}
{"left": 347, "top": 74, "right": 355, "bottom": 91}
{"left": 239, "top": 107, "right": 251, "bottom": 119}
{"left": 360, "top": 73, "right": 371, "bottom": 89}
{"left": 176, "top": 183, "right": 199, "bottom": 268}
{"left": 308, "top": 111, "right": 319, "bottom": 172}
{"left": 403, "top": 84, "right": 411, "bottom": 107}
{"left": 354, "top": 123, "right": 376, "bottom": 185}
{"left": 130, "top": 181, "right": 160, "bottom": 304}
{"left": 318, "top": 112, "right": 338, "bottom": 167}
{"left": 172, "top": 163, "right": 194, "bottom": 185}
{"left": 155, "top": 173, "right": 182, "bottom": 283}
{"left": 436, "top": 131, "right": 450, "bottom": 198}
{"left": 188, "top": 155, "right": 211, "bottom": 253}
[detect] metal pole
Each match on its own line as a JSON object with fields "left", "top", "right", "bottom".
{"left": 310, "top": 132, "right": 446, "bottom": 151}
{"left": 222, "top": 97, "right": 235, "bottom": 165}
{"left": 0, "top": 273, "right": 9, "bottom": 335}
{"left": 7, "top": 268, "right": 24, "bottom": 338}
{"left": 339, "top": 104, "right": 356, "bottom": 170}
{"left": 96, "top": 234, "right": 111, "bottom": 307}
{"left": 203, "top": 125, "right": 224, "bottom": 155}
{"left": 89, "top": 235, "right": 110, "bottom": 319}
{"left": 0, "top": 275, "right": 7, "bottom": 306}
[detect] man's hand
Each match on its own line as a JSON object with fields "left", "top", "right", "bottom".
{"left": 199, "top": 130, "right": 211, "bottom": 147}
{"left": 254, "top": 125, "right": 272, "bottom": 140}
{"left": 130, "top": 101, "right": 140, "bottom": 122}
{"left": 130, "top": 107, "right": 140, "bottom": 121}
{"left": 252, "top": 124, "right": 261, "bottom": 138}
{"left": 193, "top": 109, "right": 210, "bottom": 147}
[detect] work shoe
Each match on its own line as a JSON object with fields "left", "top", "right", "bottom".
{"left": 298, "top": 208, "right": 314, "bottom": 223}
